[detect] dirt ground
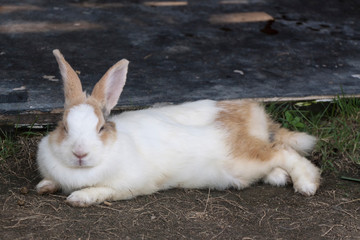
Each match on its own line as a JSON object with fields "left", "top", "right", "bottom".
{"left": 1, "top": 137, "right": 359, "bottom": 240}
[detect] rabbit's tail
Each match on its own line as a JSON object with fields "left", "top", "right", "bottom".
{"left": 270, "top": 124, "right": 317, "bottom": 156}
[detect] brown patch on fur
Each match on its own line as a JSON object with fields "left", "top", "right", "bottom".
{"left": 86, "top": 97, "right": 105, "bottom": 131}
{"left": 86, "top": 96, "right": 117, "bottom": 144}
{"left": 268, "top": 122, "right": 297, "bottom": 143}
{"left": 65, "top": 94, "right": 87, "bottom": 109}
{"left": 67, "top": 96, "right": 87, "bottom": 108}
{"left": 216, "top": 100, "right": 278, "bottom": 161}
{"left": 53, "top": 50, "right": 86, "bottom": 107}
{"left": 49, "top": 121, "right": 67, "bottom": 144}
{"left": 269, "top": 124, "right": 315, "bottom": 156}
{"left": 63, "top": 73, "right": 85, "bottom": 105}
{"left": 268, "top": 121, "right": 281, "bottom": 142}
{"left": 270, "top": 125, "right": 292, "bottom": 143}
{"left": 100, "top": 121, "right": 117, "bottom": 143}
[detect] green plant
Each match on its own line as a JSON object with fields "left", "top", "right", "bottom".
{"left": 283, "top": 110, "right": 305, "bottom": 130}
{"left": 267, "top": 97, "right": 360, "bottom": 173}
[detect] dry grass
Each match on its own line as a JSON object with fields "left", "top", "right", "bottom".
{"left": 0, "top": 135, "right": 41, "bottom": 184}
{"left": 1, "top": 177, "right": 359, "bottom": 239}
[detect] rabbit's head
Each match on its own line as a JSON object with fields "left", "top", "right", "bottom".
{"left": 48, "top": 49, "right": 129, "bottom": 168}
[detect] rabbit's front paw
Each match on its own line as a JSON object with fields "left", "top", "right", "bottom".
{"left": 36, "top": 179, "right": 59, "bottom": 194}
{"left": 66, "top": 190, "right": 97, "bottom": 207}
{"left": 66, "top": 187, "right": 117, "bottom": 207}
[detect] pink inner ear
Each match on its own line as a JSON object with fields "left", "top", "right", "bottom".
{"left": 104, "top": 61, "right": 128, "bottom": 114}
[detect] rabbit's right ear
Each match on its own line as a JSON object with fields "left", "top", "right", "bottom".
{"left": 53, "top": 49, "right": 86, "bottom": 108}
{"left": 91, "top": 59, "right": 129, "bottom": 116}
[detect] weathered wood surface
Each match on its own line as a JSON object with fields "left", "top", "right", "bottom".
{"left": 0, "top": 0, "right": 359, "bottom": 124}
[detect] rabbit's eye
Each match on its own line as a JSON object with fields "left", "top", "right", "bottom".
{"left": 62, "top": 123, "right": 68, "bottom": 133}
{"left": 99, "top": 125, "right": 105, "bottom": 133}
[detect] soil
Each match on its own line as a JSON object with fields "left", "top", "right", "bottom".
{"left": 0, "top": 137, "right": 359, "bottom": 240}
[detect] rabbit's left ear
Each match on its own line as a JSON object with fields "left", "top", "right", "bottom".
{"left": 91, "top": 59, "right": 129, "bottom": 116}
{"left": 53, "top": 49, "right": 86, "bottom": 107}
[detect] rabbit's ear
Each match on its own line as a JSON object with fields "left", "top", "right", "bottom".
{"left": 91, "top": 59, "right": 129, "bottom": 116}
{"left": 53, "top": 49, "right": 85, "bottom": 107}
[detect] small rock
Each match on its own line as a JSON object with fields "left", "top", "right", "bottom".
{"left": 20, "top": 186, "right": 29, "bottom": 195}
{"left": 17, "top": 199, "right": 25, "bottom": 206}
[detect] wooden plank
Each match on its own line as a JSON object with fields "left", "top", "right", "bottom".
{"left": 1, "top": 94, "right": 358, "bottom": 126}
{"left": 209, "top": 12, "right": 274, "bottom": 24}
{"left": 1, "top": 0, "right": 359, "bottom": 117}
{"left": 0, "top": 88, "right": 28, "bottom": 103}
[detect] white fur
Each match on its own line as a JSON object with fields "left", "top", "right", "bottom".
{"left": 248, "top": 103, "right": 270, "bottom": 141}
{"left": 37, "top": 99, "right": 320, "bottom": 206}
{"left": 273, "top": 148, "right": 320, "bottom": 195}
{"left": 287, "top": 132, "right": 317, "bottom": 156}
{"left": 263, "top": 168, "right": 289, "bottom": 186}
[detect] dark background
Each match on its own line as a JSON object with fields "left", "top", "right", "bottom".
{"left": 1, "top": 0, "right": 359, "bottom": 114}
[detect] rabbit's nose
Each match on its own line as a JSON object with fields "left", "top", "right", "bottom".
{"left": 73, "top": 152, "right": 88, "bottom": 159}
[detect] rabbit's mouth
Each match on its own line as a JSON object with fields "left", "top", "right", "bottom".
{"left": 70, "top": 157, "right": 94, "bottom": 168}
{"left": 77, "top": 158, "right": 85, "bottom": 167}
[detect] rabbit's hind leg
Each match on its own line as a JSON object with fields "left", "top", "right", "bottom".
{"left": 273, "top": 148, "right": 321, "bottom": 196}
{"left": 263, "top": 167, "right": 290, "bottom": 187}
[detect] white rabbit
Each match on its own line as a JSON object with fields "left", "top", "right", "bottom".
{"left": 36, "top": 49, "right": 321, "bottom": 207}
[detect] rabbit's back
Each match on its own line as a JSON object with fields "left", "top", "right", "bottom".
{"left": 112, "top": 99, "right": 218, "bottom": 126}
{"left": 110, "top": 100, "right": 237, "bottom": 189}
